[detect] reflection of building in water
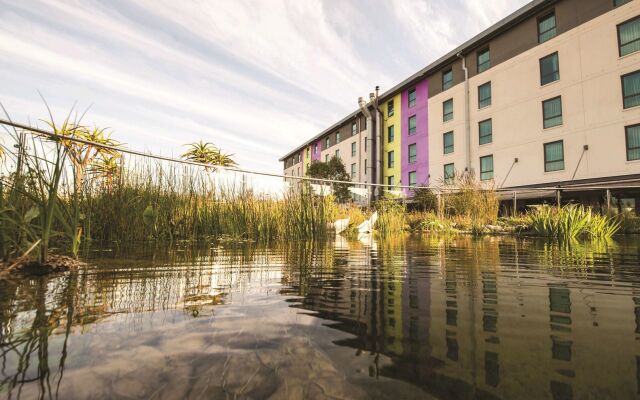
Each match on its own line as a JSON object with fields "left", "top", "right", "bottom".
{"left": 291, "top": 237, "right": 640, "bottom": 399}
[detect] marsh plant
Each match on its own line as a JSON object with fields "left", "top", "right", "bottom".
{"left": 528, "top": 204, "right": 620, "bottom": 240}
{"left": 441, "top": 172, "right": 500, "bottom": 232}
{"left": 0, "top": 108, "right": 334, "bottom": 267}
{"left": 375, "top": 198, "right": 406, "bottom": 236}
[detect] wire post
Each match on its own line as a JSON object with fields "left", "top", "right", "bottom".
{"left": 556, "top": 189, "right": 562, "bottom": 208}
{"left": 512, "top": 191, "right": 517, "bottom": 217}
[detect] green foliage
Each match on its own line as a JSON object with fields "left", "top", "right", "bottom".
{"left": 305, "top": 157, "right": 351, "bottom": 203}
{"left": 375, "top": 198, "right": 406, "bottom": 236}
{"left": 181, "top": 140, "right": 237, "bottom": 170}
{"left": 442, "top": 172, "right": 499, "bottom": 228}
{"left": 411, "top": 186, "right": 437, "bottom": 212}
{"left": 528, "top": 205, "right": 620, "bottom": 240}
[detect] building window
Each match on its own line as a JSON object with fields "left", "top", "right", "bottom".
{"left": 480, "top": 155, "right": 494, "bottom": 181}
{"left": 364, "top": 159, "right": 368, "bottom": 172}
{"left": 408, "top": 144, "right": 417, "bottom": 164}
{"left": 336, "top": 131, "right": 341, "bottom": 143}
{"left": 543, "top": 96, "right": 563, "bottom": 128}
{"left": 388, "top": 150, "right": 395, "bottom": 168}
{"left": 442, "top": 69, "right": 453, "bottom": 90}
{"left": 540, "top": 52, "right": 560, "bottom": 85}
{"left": 314, "top": 143, "right": 318, "bottom": 154}
{"left": 325, "top": 137, "right": 330, "bottom": 149}
{"left": 615, "top": 0, "right": 632, "bottom": 7}
{"left": 538, "top": 12, "right": 556, "bottom": 43}
{"left": 544, "top": 140, "right": 565, "bottom": 172}
{"left": 388, "top": 100, "right": 394, "bottom": 117}
{"left": 335, "top": 149, "right": 340, "bottom": 159}
{"left": 443, "top": 99, "right": 453, "bottom": 122}
{"left": 351, "top": 122, "right": 357, "bottom": 136}
{"left": 619, "top": 17, "right": 640, "bottom": 57}
{"left": 388, "top": 125, "right": 395, "bottom": 143}
{"left": 351, "top": 142, "right": 356, "bottom": 157}
{"left": 325, "top": 154, "right": 329, "bottom": 162}
{"left": 623, "top": 71, "right": 640, "bottom": 109}
{"left": 443, "top": 131, "right": 454, "bottom": 154}
{"left": 387, "top": 175, "right": 395, "bottom": 189}
{"left": 477, "top": 48, "right": 490, "bottom": 73}
{"left": 444, "top": 163, "right": 455, "bottom": 183}
{"left": 408, "top": 115, "right": 417, "bottom": 135}
{"left": 478, "top": 82, "right": 491, "bottom": 108}
{"left": 408, "top": 88, "right": 416, "bottom": 107}
{"left": 408, "top": 171, "right": 417, "bottom": 187}
{"left": 351, "top": 163, "right": 357, "bottom": 179}
{"left": 479, "top": 119, "right": 493, "bottom": 145}
{"left": 626, "top": 124, "right": 640, "bottom": 161}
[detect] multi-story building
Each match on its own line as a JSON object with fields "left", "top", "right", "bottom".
{"left": 280, "top": 0, "right": 640, "bottom": 209}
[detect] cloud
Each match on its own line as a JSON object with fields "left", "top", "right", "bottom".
{"left": 0, "top": 0, "right": 529, "bottom": 171}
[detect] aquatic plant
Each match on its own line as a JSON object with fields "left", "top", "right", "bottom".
{"left": 375, "top": 198, "right": 406, "bottom": 236}
{"left": 528, "top": 205, "right": 620, "bottom": 240}
{"left": 442, "top": 172, "right": 499, "bottom": 227}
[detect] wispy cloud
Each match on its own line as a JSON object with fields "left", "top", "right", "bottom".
{"left": 0, "top": 0, "right": 528, "bottom": 171}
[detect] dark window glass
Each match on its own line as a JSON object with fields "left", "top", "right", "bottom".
{"left": 543, "top": 97, "right": 563, "bottom": 128}
{"left": 351, "top": 142, "right": 356, "bottom": 156}
{"left": 478, "top": 48, "right": 491, "bottom": 73}
{"left": 623, "top": 71, "right": 640, "bottom": 109}
{"left": 387, "top": 150, "right": 395, "bottom": 168}
{"left": 443, "top": 131, "right": 454, "bottom": 154}
{"left": 479, "top": 119, "right": 493, "bottom": 145}
{"left": 444, "top": 163, "right": 455, "bottom": 183}
{"left": 480, "top": 155, "right": 494, "bottom": 181}
{"left": 540, "top": 52, "right": 560, "bottom": 85}
{"left": 387, "top": 100, "right": 394, "bottom": 117}
{"left": 544, "top": 141, "right": 565, "bottom": 172}
{"left": 336, "top": 131, "right": 340, "bottom": 143}
{"left": 409, "top": 115, "right": 417, "bottom": 135}
{"left": 351, "top": 122, "right": 357, "bottom": 136}
{"left": 443, "top": 99, "right": 453, "bottom": 122}
{"left": 351, "top": 163, "right": 356, "bottom": 179}
{"left": 408, "top": 171, "right": 417, "bottom": 186}
{"left": 443, "top": 69, "right": 453, "bottom": 90}
{"left": 615, "top": 0, "right": 632, "bottom": 7}
{"left": 538, "top": 12, "right": 557, "bottom": 43}
{"left": 408, "top": 89, "right": 416, "bottom": 107}
{"left": 626, "top": 124, "right": 640, "bottom": 161}
{"left": 387, "top": 175, "right": 395, "bottom": 188}
{"left": 408, "top": 144, "right": 417, "bottom": 163}
{"left": 388, "top": 125, "right": 395, "bottom": 142}
{"left": 478, "top": 82, "right": 492, "bottom": 108}
{"left": 619, "top": 17, "right": 640, "bottom": 56}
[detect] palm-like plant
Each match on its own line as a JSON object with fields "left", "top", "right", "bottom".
{"left": 90, "top": 155, "right": 121, "bottom": 189}
{"left": 181, "top": 140, "right": 237, "bottom": 170}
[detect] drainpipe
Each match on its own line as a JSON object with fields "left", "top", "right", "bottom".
{"left": 359, "top": 96, "right": 373, "bottom": 204}
{"left": 457, "top": 52, "right": 471, "bottom": 174}
{"left": 373, "top": 86, "right": 382, "bottom": 200}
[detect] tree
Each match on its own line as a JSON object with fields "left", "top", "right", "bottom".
{"left": 306, "top": 157, "right": 351, "bottom": 203}
{"left": 181, "top": 140, "right": 237, "bottom": 171}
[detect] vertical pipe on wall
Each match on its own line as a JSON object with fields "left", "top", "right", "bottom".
{"left": 358, "top": 96, "right": 373, "bottom": 204}
{"left": 457, "top": 53, "right": 471, "bottom": 174}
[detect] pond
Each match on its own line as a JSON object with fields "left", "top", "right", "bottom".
{"left": 1, "top": 235, "right": 640, "bottom": 399}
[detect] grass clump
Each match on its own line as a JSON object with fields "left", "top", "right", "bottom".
{"left": 441, "top": 172, "right": 499, "bottom": 234}
{"left": 528, "top": 205, "right": 620, "bottom": 240}
{"left": 375, "top": 198, "right": 406, "bottom": 237}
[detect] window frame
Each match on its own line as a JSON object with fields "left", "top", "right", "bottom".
{"left": 622, "top": 70, "right": 640, "bottom": 109}
{"left": 618, "top": 16, "right": 640, "bottom": 57}
{"left": 388, "top": 125, "right": 395, "bottom": 143}
{"left": 626, "top": 123, "right": 640, "bottom": 161}
{"left": 387, "top": 150, "right": 395, "bottom": 168}
{"left": 388, "top": 100, "right": 395, "bottom": 117}
{"left": 544, "top": 140, "right": 565, "bottom": 172}
{"left": 615, "top": 0, "right": 632, "bottom": 8}
{"left": 351, "top": 163, "right": 357, "bottom": 179}
{"left": 408, "top": 88, "right": 417, "bottom": 107}
{"left": 539, "top": 52, "right": 560, "bottom": 85}
{"left": 408, "top": 115, "right": 417, "bottom": 135}
{"left": 444, "top": 163, "right": 455, "bottom": 184}
{"left": 443, "top": 131, "right": 454, "bottom": 154}
{"left": 442, "top": 68, "right": 453, "bottom": 91}
{"left": 479, "top": 119, "right": 493, "bottom": 145}
{"left": 537, "top": 11, "right": 557, "bottom": 44}
{"left": 336, "top": 131, "right": 341, "bottom": 143}
{"left": 351, "top": 142, "right": 356, "bottom": 157}
{"left": 443, "top": 99, "right": 454, "bottom": 122}
{"left": 477, "top": 48, "right": 490, "bottom": 73}
{"left": 480, "top": 155, "right": 494, "bottom": 181}
{"left": 478, "top": 82, "right": 492, "bottom": 109}
{"left": 408, "top": 143, "right": 417, "bottom": 164}
{"left": 408, "top": 171, "right": 417, "bottom": 187}
{"left": 387, "top": 175, "right": 395, "bottom": 189}
{"left": 542, "top": 96, "right": 563, "bottom": 129}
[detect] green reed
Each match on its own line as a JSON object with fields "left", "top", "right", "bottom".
{"left": 528, "top": 204, "right": 620, "bottom": 240}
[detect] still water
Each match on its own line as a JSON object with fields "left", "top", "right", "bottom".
{"left": 1, "top": 235, "right": 640, "bottom": 399}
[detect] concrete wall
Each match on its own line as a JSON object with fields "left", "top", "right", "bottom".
{"left": 429, "top": 1, "right": 640, "bottom": 187}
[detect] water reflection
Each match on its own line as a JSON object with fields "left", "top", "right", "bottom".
{"left": 1, "top": 236, "right": 640, "bottom": 399}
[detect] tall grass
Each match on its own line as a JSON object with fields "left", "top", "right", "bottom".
{"left": 0, "top": 112, "right": 335, "bottom": 265}
{"left": 442, "top": 172, "right": 499, "bottom": 232}
{"left": 528, "top": 205, "right": 620, "bottom": 240}
{"left": 375, "top": 198, "right": 406, "bottom": 236}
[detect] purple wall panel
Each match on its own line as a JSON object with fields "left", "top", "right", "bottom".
{"left": 311, "top": 140, "right": 322, "bottom": 162}
{"left": 401, "top": 79, "right": 429, "bottom": 192}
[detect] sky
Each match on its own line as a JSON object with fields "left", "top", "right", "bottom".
{"left": 0, "top": 0, "right": 530, "bottom": 173}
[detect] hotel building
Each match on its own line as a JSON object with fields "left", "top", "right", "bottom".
{"left": 281, "top": 0, "right": 640, "bottom": 209}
